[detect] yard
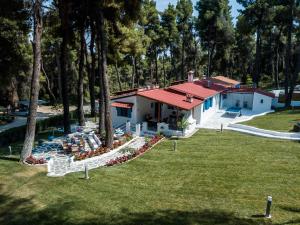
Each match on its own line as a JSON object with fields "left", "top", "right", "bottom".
{"left": 241, "top": 109, "right": 300, "bottom": 132}
{"left": 0, "top": 130, "right": 299, "bottom": 225}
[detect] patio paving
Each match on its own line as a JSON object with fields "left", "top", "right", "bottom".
{"left": 198, "top": 109, "right": 273, "bottom": 130}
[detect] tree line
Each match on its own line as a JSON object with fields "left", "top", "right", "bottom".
{"left": 0, "top": 0, "right": 299, "bottom": 162}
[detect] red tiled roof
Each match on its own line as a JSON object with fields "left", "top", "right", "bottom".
{"left": 111, "top": 101, "right": 134, "bottom": 109}
{"left": 226, "top": 88, "right": 275, "bottom": 98}
{"left": 168, "top": 82, "right": 219, "bottom": 100}
{"left": 137, "top": 89, "right": 203, "bottom": 110}
{"left": 195, "top": 80, "right": 228, "bottom": 92}
{"left": 212, "top": 76, "right": 240, "bottom": 86}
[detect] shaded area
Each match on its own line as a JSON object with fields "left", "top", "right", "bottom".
{"left": 0, "top": 191, "right": 274, "bottom": 225}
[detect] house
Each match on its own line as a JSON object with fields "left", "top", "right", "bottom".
{"left": 209, "top": 75, "right": 241, "bottom": 88}
{"left": 111, "top": 72, "right": 274, "bottom": 136}
{"left": 221, "top": 88, "right": 275, "bottom": 113}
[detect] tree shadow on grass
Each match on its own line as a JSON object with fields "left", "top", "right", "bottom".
{"left": 0, "top": 190, "right": 275, "bottom": 225}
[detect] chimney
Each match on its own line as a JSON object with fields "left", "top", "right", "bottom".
{"left": 186, "top": 94, "right": 193, "bottom": 103}
{"left": 203, "top": 79, "right": 211, "bottom": 88}
{"left": 188, "top": 71, "right": 194, "bottom": 83}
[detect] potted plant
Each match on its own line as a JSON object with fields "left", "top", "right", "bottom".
{"left": 177, "top": 118, "right": 190, "bottom": 136}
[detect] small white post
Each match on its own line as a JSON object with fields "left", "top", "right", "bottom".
{"left": 173, "top": 140, "right": 177, "bottom": 151}
{"left": 265, "top": 196, "right": 272, "bottom": 218}
{"left": 8, "top": 146, "right": 12, "bottom": 156}
{"left": 84, "top": 164, "right": 89, "bottom": 179}
{"left": 136, "top": 123, "right": 141, "bottom": 136}
{"left": 126, "top": 121, "right": 131, "bottom": 134}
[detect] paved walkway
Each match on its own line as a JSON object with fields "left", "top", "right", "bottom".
{"left": 227, "top": 124, "right": 300, "bottom": 140}
{"left": 199, "top": 109, "right": 300, "bottom": 141}
{"left": 198, "top": 109, "right": 273, "bottom": 129}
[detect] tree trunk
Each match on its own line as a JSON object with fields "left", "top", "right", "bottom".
{"left": 155, "top": 48, "right": 159, "bottom": 85}
{"left": 55, "top": 43, "right": 63, "bottom": 103}
{"left": 96, "top": 28, "right": 105, "bottom": 136}
{"left": 114, "top": 61, "right": 122, "bottom": 91}
{"left": 21, "top": 0, "right": 42, "bottom": 162}
{"left": 149, "top": 59, "right": 154, "bottom": 86}
{"left": 285, "top": 2, "right": 293, "bottom": 107}
{"left": 253, "top": 24, "right": 262, "bottom": 87}
{"left": 207, "top": 42, "right": 216, "bottom": 78}
{"left": 136, "top": 59, "right": 140, "bottom": 87}
{"left": 77, "top": 25, "right": 85, "bottom": 126}
{"left": 98, "top": 10, "right": 113, "bottom": 148}
{"left": 163, "top": 52, "right": 166, "bottom": 87}
{"left": 41, "top": 61, "right": 56, "bottom": 104}
{"left": 181, "top": 39, "right": 185, "bottom": 80}
{"left": 274, "top": 27, "right": 283, "bottom": 89}
{"left": 58, "top": 0, "right": 71, "bottom": 134}
{"left": 88, "top": 22, "right": 96, "bottom": 117}
{"left": 131, "top": 56, "right": 136, "bottom": 89}
{"left": 287, "top": 46, "right": 300, "bottom": 106}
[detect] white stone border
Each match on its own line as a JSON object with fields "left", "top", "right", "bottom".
{"left": 47, "top": 137, "right": 139, "bottom": 177}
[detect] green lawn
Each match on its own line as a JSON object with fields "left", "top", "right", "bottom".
{"left": 0, "top": 130, "right": 299, "bottom": 225}
{"left": 241, "top": 109, "right": 300, "bottom": 132}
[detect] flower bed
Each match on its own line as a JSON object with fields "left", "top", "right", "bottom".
{"left": 25, "top": 155, "right": 47, "bottom": 165}
{"left": 74, "top": 134, "right": 133, "bottom": 161}
{"left": 106, "top": 135, "right": 163, "bottom": 166}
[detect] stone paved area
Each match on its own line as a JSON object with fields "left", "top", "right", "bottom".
{"left": 47, "top": 137, "right": 146, "bottom": 177}
{"left": 198, "top": 109, "right": 273, "bottom": 129}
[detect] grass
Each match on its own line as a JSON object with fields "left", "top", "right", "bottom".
{"left": 241, "top": 109, "right": 300, "bottom": 132}
{"left": 0, "top": 130, "right": 300, "bottom": 225}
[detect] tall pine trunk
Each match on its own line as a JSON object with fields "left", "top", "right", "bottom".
{"left": 77, "top": 25, "right": 85, "bottom": 126}
{"left": 114, "top": 61, "right": 122, "bottom": 91}
{"left": 59, "top": 0, "right": 71, "bottom": 134}
{"left": 55, "top": 43, "right": 63, "bottom": 102}
{"left": 89, "top": 22, "right": 96, "bottom": 117}
{"left": 96, "top": 29, "right": 105, "bottom": 136}
{"left": 98, "top": 11, "right": 113, "bottom": 148}
{"left": 181, "top": 38, "right": 185, "bottom": 80}
{"left": 155, "top": 48, "right": 158, "bottom": 85}
{"left": 21, "top": 0, "right": 42, "bottom": 162}
{"left": 253, "top": 25, "right": 262, "bottom": 87}
{"left": 285, "top": 2, "right": 293, "bottom": 107}
{"left": 131, "top": 56, "right": 136, "bottom": 89}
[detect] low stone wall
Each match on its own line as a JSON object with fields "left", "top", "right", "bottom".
{"left": 227, "top": 123, "right": 300, "bottom": 140}
{"left": 47, "top": 137, "right": 138, "bottom": 177}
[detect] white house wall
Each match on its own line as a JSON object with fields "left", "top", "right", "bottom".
{"left": 135, "top": 96, "right": 157, "bottom": 123}
{"left": 222, "top": 93, "right": 253, "bottom": 110}
{"left": 199, "top": 94, "right": 220, "bottom": 125}
{"left": 111, "top": 96, "right": 138, "bottom": 128}
{"left": 252, "top": 93, "right": 272, "bottom": 113}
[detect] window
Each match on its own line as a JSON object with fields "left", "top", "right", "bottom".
{"left": 203, "top": 97, "right": 213, "bottom": 112}
{"left": 168, "top": 105, "right": 174, "bottom": 110}
{"left": 260, "top": 99, "right": 264, "bottom": 104}
{"left": 222, "top": 94, "right": 227, "bottom": 100}
{"left": 116, "top": 107, "right": 132, "bottom": 118}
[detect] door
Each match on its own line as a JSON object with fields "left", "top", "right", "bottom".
{"left": 154, "top": 102, "right": 162, "bottom": 122}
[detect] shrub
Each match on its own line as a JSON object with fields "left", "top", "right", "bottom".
{"left": 106, "top": 135, "right": 163, "bottom": 167}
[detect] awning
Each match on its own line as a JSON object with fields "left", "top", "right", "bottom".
{"left": 111, "top": 101, "right": 134, "bottom": 109}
